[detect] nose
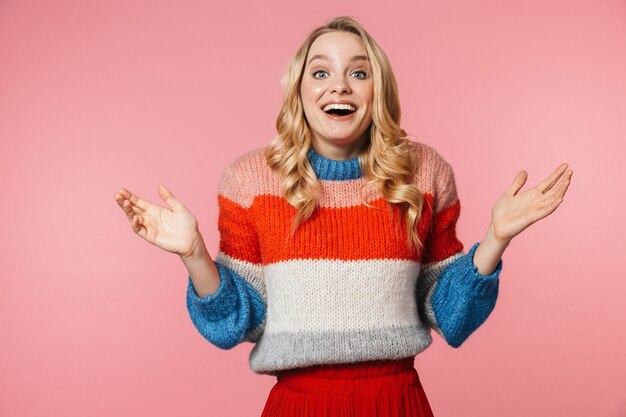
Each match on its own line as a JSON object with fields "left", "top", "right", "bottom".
{"left": 330, "top": 75, "right": 351, "bottom": 94}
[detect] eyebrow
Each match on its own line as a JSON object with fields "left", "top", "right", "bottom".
{"left": 306, "top": 54, "right": 369, "bottom": 66}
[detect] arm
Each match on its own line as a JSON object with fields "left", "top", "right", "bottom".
{"left": 185, "top": 161, "right": 267, "bottom": 349}
{"left": 417, "top": 153, "right": 572, "bottom": 348}
{"left": 416, "top": 154, "right": 502, "bottom": 348}
{"left": 181, "top": 237, "right": 221, "bottom": 299}
{"left": 429, "top": 241, "right": 502, "bottom": 348}
{"left": 473, "top": 222, "right": 510, "bottom": 275}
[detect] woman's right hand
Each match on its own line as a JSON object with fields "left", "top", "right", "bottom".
{"left": 114, "top": 184, "right": 203, "bottom": 259}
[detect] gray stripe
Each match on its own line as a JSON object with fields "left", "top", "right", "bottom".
{"left": 248, "top": 325, "right": 433, "bottom": 375}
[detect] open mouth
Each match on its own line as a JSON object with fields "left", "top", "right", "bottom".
{"left": 325, "top": 108, "right": 355, "bottom": 116}
{"left": 322, "top": 103, "right": 357, "bottom": 117}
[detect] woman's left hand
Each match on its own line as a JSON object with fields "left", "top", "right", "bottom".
{"left": 490, "top": 163, "right": 573, "bottom": 244}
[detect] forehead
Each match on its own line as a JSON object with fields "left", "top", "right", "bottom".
{"left": 307, "top": 31, "right": 368, "bottom": 62}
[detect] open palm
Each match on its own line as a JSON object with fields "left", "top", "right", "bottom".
{"left": 114, "top": 184, "right": 201, "bottom": 258}
{"left": 491, "top": 163, "right": 573, "bottom": 243}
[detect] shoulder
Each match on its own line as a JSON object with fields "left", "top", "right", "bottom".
{"left": 218, "top": 146, "right": 273, "bottom": 207}
{"left": 406, "top": 139, "right": 458, "bottom": 211}
{"left": 407, "top": 140, "right": 454, "bottom": 173}
{"left": 222, "top": 146, "right": 267, "bottom": 177}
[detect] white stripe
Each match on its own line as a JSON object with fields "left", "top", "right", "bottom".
{"left": 264, "top": 258, "right": 421, "bottom": 332}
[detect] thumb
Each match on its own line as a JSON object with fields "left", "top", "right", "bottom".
{"left": 158, "top": 184, "right": 185, "bottom": 210}
{"left": 504, "top": 170, "right": 527, "bottom": 197}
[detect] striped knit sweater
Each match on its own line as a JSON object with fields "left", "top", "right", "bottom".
{"left": 186, "top": 141, "right": 503, "bottom": 376}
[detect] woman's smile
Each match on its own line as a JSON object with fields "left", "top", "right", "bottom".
{"left": 322, "top": 101, "right": 358, "bottom": 120}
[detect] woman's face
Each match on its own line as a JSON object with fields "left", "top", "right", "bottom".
{"left": 300, "top": 31, "right": 374, "bottom": 153}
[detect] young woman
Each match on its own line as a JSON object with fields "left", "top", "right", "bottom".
{"left": 114, "top": 16, "right": 572, "bottom": 417}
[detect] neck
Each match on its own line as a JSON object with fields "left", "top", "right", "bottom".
{"left": 310, "top": 135, "right": 369, "bottom": 161}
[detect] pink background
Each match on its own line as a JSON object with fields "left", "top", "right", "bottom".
{"left": 1, "top": 0, "right": 625, "bottom": 416}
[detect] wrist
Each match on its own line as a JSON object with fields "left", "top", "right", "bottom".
{"left": 487, "top": 222, "right": 512, "bottom": 247}
{"left": 472, "top": 223, "right": 510, "bottom": 276}
{"left": 180, "top": 235, "right": 209, "bottom": 263}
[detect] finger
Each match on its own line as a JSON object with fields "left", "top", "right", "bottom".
{"left": 115, "top": 190, "right": 147, "bottom": 216}
{"left": 118, "top": 188, "right": 152, "bottom": 211}
{"left": 557, "top": 169, "right": 572, "bottom": 197}
{"left": 539, "top": 193, "right": 565, "bottom": 218}
{"left": 504, "top": 170, "right": 528, "bottom": 197}
{"left": 116, "top": 193, "right": 145, "bottom": 223}
{"left": 116, "top": 188, "right": 134, "bottom": 203}
{"left": 538, "top": 163, "right": 568, "bottom": 194}
{"left": 123, "top": 199, "right": 145, "bottom": 219}
{"left": 131, "top": 214, "right": 148, "bottom": 239}
{"left": 114, "top": 191, "right": 129, "bottom": 209}
{"left": 528, "top": 190, "right": 565, "bottom": 225}
{"left": 545, "top": 169, "right": 572, "bottom": 199}
{"left": 114, "top": 192, "right": 134, "bottom": 219}
{"left": 158, "top": 184, "right": 185, "bottom": 210}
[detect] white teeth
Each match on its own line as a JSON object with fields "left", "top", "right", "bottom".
{"left": 323, "top": 103, "right": 356, "bottom": 112}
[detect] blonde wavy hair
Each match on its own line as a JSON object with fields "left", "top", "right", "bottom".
{"left": 265, "top": 16, "right": 427, "bottom": 252}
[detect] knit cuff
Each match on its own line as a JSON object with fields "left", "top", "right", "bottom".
{"left": 186, "top": 261, "right": 239, "bottom": 321}
{"left": 467, "top": 242, "right": 503, "bottom": 281}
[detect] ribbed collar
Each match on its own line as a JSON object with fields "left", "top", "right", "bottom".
{"left": 306, "top": 147, "right": 363, "bottom": 181}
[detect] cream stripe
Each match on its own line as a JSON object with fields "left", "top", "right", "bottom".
{"left": 214, "top": 252, "right": 265, "bottom": 298}
{"left": 264, "top": 258, "right": 422, "bottom": 332}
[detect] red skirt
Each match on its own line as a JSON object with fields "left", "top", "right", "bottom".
{"left": 260, "top": 356, "right": 435, "bottom": 417}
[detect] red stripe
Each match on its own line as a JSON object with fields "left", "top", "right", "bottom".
{"left": 421, "top": 200, "right": 464, "bottom": 264}
{"left": 217, "top": 195, "right": 262, "bottom": 264}
{"left": 219, "top": 192, "right": 462, "bottom": 266}
{"left": 250, "top": 194, "right": 436, "bottom": 264}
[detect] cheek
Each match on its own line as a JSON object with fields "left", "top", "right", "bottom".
{"left": 362, "top": 91, "right": 374, "bottom": 117}
{"left": 357, "top": 84, "right": 374, "bottom": 111}
{"left": 363, "top": 101, "right": 374, "bottom": 125}
{"left": 299, "top": 91, "right": 316, "bottom": 123}
{"left": 365, "top": 86, "right": 374, "bottom": 107}
{"left": 300, "top": 83, "right": 317, "bottom": 106}
{"left": 302, "top": 80, "right": 326, "bottom": 97}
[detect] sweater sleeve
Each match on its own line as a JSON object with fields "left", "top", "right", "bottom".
{"left": 186, "top": 160, "right": 267, "bottom": 349}
{"left": 416, "top": 153, "right": 502, "bottom": 348}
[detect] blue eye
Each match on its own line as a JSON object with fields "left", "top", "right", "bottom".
{"left": 352, "top": 70, "right": 367, "bottom": 79}
{"left": 313, "top": 70, "right": 328, "bottom": 79}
